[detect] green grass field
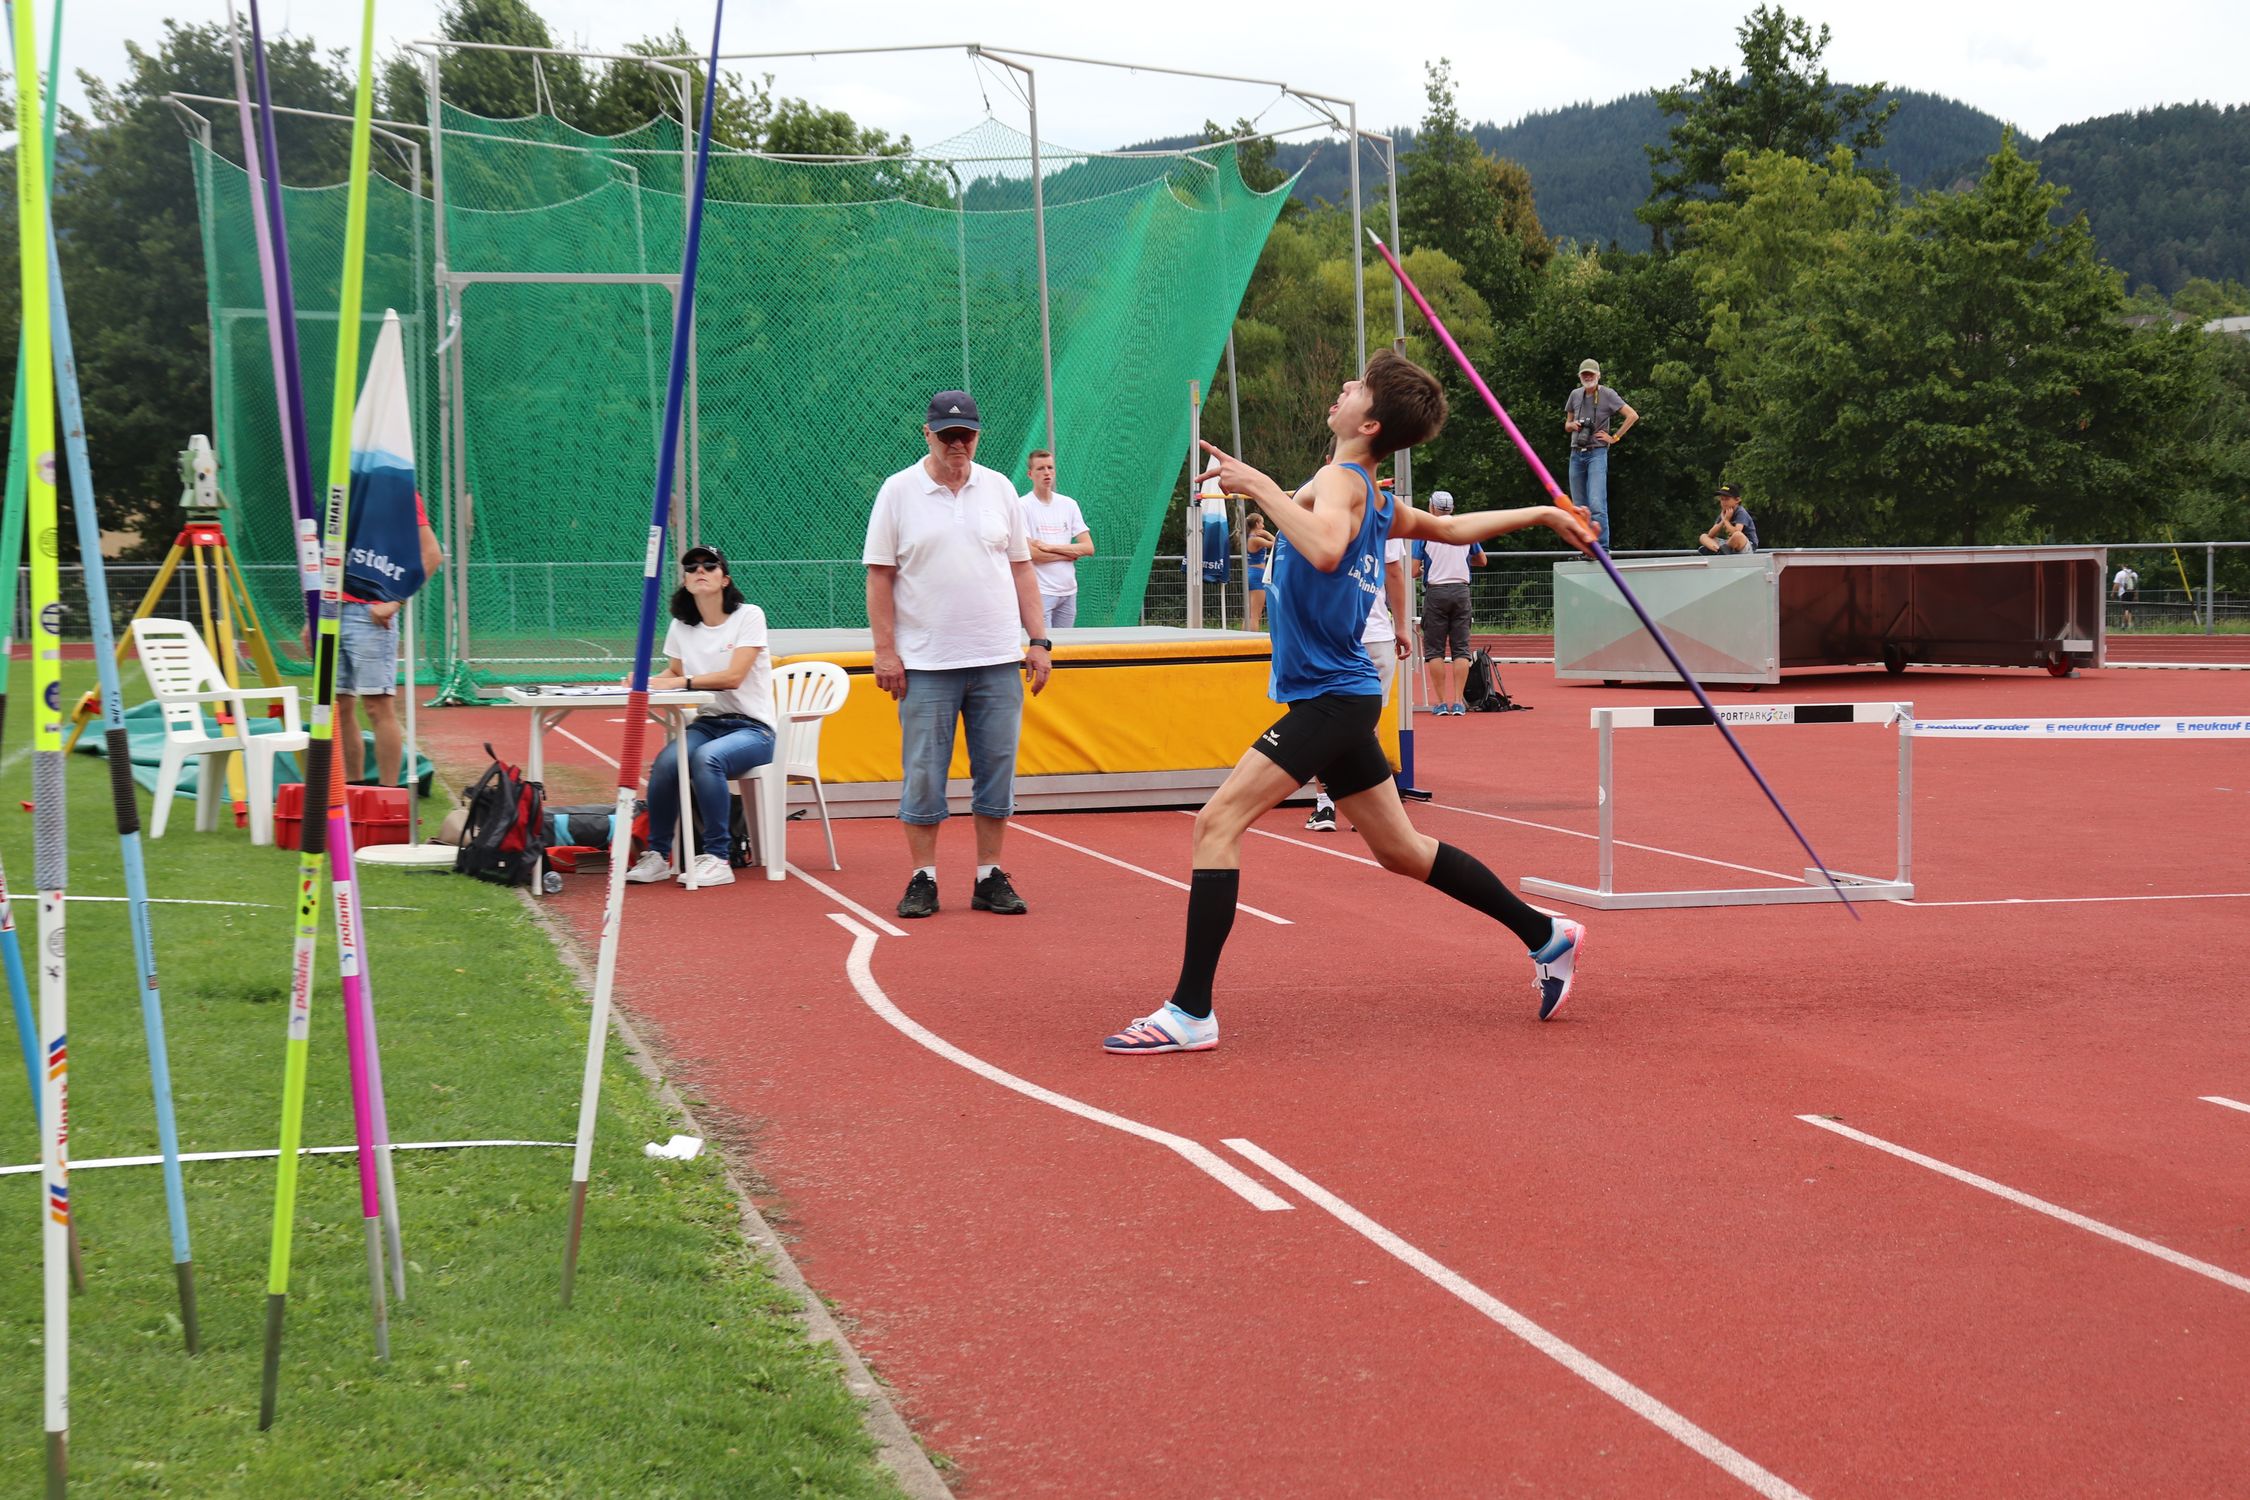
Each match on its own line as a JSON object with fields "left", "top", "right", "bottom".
{"left": 0, "top": 667, "right": 901, "bottom": 1497}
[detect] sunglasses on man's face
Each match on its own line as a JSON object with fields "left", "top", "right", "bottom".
{"left": 682, "top": 560, "right": 724, "bottom": 574}
{"left": 1581, "top": 372, "right": 1599, "bottom": 381}
{"left": 933, "top": 429, "right": 978, "bottom": 447}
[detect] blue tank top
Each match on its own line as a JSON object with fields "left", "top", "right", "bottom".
{"left": 1265, "top": 464, "right": 1389, "bottom": 702}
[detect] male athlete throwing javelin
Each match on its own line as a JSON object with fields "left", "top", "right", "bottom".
{"left": 1103, "top": 351, "right": 1597, "bottom": 1054}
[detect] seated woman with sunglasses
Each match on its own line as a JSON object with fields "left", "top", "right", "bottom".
{"left": 624, "top": 545, "right": 776, "bottom": 889}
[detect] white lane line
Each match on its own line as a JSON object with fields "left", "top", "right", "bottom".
{"left": 1797, "top": 1115, "right": 2250, "bottom": 1296}
{"left": 2202, "top": 1096, "right": 2250, "bottom": 1116}
{"left": 1907, "top": 893, "right": 2250, "bottom": 907}
{"left": 1224, "top": 1139, "right": 1811, "bottom": 1500}
{"left": 1427, "top": 801, "right": 1802, "bottom": 884}
{"left": 1012, "top": 823, "right": 1291, "bottom": 925}
{"left": 787, "top": 863, "right": 909, "bottom": 939}
{"left": 553, "top": 725, "right": 621, "bottom": 769}
{"left": 1174, "top": 809, "right": 1382, "bottom": 869}
{"left": 0, "top": 1138, "right": 567, "bottom": 1178}
{"left": 829, "top": 915, "right": 1289, "bottom": 1212}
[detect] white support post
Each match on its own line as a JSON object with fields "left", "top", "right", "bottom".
{"left": 1185, "top": 380, "right": 1204, "bottom": 631}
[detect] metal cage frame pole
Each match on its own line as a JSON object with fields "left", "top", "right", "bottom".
{"left": 977, "top": 50, "right": 1057, "bottom": 456}
{"left": 1186, "top": 381, "right": 1204, "bottom": 630}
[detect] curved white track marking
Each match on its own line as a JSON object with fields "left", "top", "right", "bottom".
{"left": 1426, "top": 800, "right": 1803, "bottom": 884}
{"left": 2204, "top": 1096, "right": 2250, "bottom": 1116}
{"left": 1010, "top": 824, "right": 1291, "bottom": 925}
{"left": 827, "top": 914, "right": 1289, "bottom": 1212}
{"left": 1224, "top": 1139, "right": 1813, "bottom": 1500}
{"left": 1797, "top": 1116, "right": 2250, "bottom": 1296}
{"left": 785, "top": 864, "right": 909, "bottom": 938}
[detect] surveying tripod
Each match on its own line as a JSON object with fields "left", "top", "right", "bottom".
{"left": 66, "top": 520, "right": 286, "bottom": 828}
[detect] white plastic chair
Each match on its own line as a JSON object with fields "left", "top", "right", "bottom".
{"left": 131, "top": 617, "right": 309, "bottom": 845}
{"left": 734, "top": 660, "right": 848, "bottom": 882}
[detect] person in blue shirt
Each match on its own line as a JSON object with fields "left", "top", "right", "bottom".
{"left": 1101, "top": 351, "right": 1597, "bottom": 1055}
{"left": 1696, "top": 483, "right": 1759, "bottom": 554}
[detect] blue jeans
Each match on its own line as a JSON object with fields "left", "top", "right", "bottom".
{"left": 898, "top": 664, "right": 1023, "bottom": 825}
{"left": 1568, "top": 446, "right": 1610, "bottom": 546}
{"left": 643, "top": 715, "right": 776, "bottom": 858}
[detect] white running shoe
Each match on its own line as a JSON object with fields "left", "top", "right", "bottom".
{"left": 1101, "top": 1003, "right": 1218, "bottom": 1054}
{"left": 677, "top": 853, "right": 735, "bottom": 887}
{"left": 624, "top": 850, "right": 673, "bottom": 884}
{"left": 1533, "top": 919, "right": 1587, "bottom": 1021}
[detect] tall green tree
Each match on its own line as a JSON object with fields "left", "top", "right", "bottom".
{"left": 1399, "top": 58, "right": 1549, "bottom": 320}
{"left": 0, "top": 21, "right": 353, "bottom": 554}
{"left": 1735, "top": 138, "right": 2204, "bottom": 545}
{"left": 1678, "top": 147, "right": 1888, "bottom": 452}
{"left": 379, "top": 0, "right": 592, "bottom": 129}
{"left": 578, "top": 29, "right": 770, "bottom": 145}
{"left": 1640, "top": 5, "right": 1894, "bottom": 251}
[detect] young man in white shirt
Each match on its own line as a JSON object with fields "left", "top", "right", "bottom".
{"left": 1019, "top": 450, "right": 1094, "bottom": 630}
{"left": 2112, "top": 564, "right": 2140, "bottom": 629}
{"left": 865, "top": 391, "right": 1053, "bottom": 919}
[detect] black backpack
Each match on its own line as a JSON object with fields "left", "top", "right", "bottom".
{"left": 1463, "top": 649, "right": 1530, "bottom": 713}
{"left": 454, "top": 743, "right": 548, "bottom": 886}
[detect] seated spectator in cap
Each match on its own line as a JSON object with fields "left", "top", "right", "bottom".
{"left": 623, "top": 544, "right": 776, "bottom": 890}
{"left": 1697, "top": 484, "right": 1759, "bottom": 555}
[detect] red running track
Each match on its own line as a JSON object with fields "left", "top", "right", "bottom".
{"left": 428, "top": 662, "right": 2250, "bottom": 1496}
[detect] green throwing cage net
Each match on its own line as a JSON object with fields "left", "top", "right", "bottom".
{"left": 189, "top": 110, "right": 1291, "bottom": 696}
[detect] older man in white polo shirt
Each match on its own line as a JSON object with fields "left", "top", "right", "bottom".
{"left": 865, "top": 390, "right": 1053, "bottom": 920}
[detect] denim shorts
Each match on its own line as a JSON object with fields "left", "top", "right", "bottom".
{"left": 898, "top": 663, "right": 1024, "bottom": 825}
{"left": 338, "top": 602, "right": 397, "bottom": 695}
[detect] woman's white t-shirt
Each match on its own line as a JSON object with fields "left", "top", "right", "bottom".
{"left": 664, "top": 604, "right": 773, "bottom": 728}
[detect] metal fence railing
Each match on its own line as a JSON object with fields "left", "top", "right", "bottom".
{"left": 25, "top": 540, "right": 2248, "bottom": 655}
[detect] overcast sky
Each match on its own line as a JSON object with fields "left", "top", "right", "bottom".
{"left": 51, "top": 0, "right": 2250, "bottom": 150}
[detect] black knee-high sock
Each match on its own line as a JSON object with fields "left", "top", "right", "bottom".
{"left": 1168, "top": 869, "right": 1240, "bottom": 1019}
{"left": 1426, "top": 842, "right": 1556, "bottom": 952}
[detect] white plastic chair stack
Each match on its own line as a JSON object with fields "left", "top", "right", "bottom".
{"left": 734, "top": 660, "right": 849, "bottom": 883}
{"left": 130, "top": 617, "right": 310, "bottom": 845}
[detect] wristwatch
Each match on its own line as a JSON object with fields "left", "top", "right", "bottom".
{"left": 1027, "top": 638, "right": 1053, "bottom": 651}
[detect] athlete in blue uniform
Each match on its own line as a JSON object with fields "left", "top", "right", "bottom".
{"left": 1102, "top": 352, "right": 1597, "bottom": 1054}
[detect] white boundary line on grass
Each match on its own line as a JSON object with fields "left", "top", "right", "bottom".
{"left": 827, "top": 914, "right": 1290, "bottom": 1212}
{"left": 1011, "top": 823, "right": 1291, "bottom": 925}
{"left": 2201, "top": 1096, "right": 2250, "bottom": 1116}
{"left": 1797, "top": 1115, "right": 2250, "bottom": 1296}
{"left": 0, "top": 1138, "right": 568, "bottom": 1178}
{"left": 1223, "top": 1139, "right": 1814, "bottom": 1500}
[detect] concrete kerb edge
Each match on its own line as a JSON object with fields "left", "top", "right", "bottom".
{"left": 516, "top": 887, "right": 954, "bottom": 1500}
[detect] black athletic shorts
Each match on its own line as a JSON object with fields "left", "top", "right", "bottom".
{"left": 1250, "top": 692, "right": 1392, "bottom": 800}
{"left": 1422, "top": 582, "right": 1473, "bottom": 659}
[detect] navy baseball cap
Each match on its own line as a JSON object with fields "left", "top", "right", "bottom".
{"left": 925, "top": 390, "right": 981, "bottom": 432}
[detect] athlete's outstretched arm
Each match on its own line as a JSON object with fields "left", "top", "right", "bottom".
{"left": 1197, "top": 442, "right": 1362, "bottom": 573}
{"left": 1392, "top": 499, "right": 1593, "bottom": 552}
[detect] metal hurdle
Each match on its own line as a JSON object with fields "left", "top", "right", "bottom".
{"left": 1521, "top": 701, "right": 1916, "bottom": 910}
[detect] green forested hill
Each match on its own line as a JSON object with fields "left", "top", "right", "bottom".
{"left": 2025, "top": 104, "right": 2250, "bottom": 292}
{"left": 1133, "top": 89, "right": 2249, "bottom": 289}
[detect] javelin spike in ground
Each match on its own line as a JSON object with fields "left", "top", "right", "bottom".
{"left": 12, "top": 0, "right": 71, "bottom": 1485}
{"left": 562, "top": 0, "right": 727, "bottom": 1307}
{"left": 1366, "top": 229, "right": 1857, "bottom": 917}
{"left": 255, "top": 0, "right": 388, "bottom": 1427}
{"left": 39, "top": 6, "right": 200, "bottom": 1348}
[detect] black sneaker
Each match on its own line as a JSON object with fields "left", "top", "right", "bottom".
{"left": 897, "top": 871, "right": 939, "bottom": 919}
{"left": 971, "top": 867, "right": 1028, "bottom": 915}
{"left": 1305, "top": 801, "right": 1338, "bottom": 833}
